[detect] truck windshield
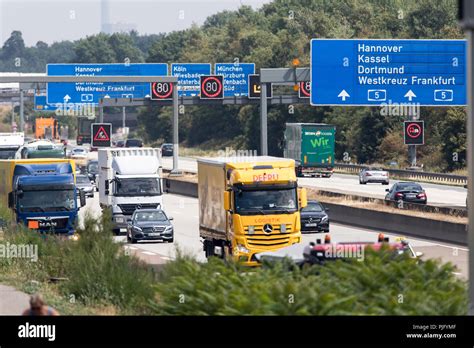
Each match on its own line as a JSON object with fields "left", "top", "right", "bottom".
{"left": 0, "top": 149, "right": 18, "bottom": 159}
{"left": 114, "top": 178, "right": 162, "bottom": 196}
{"left": 234, "top": 187, "right": 298, "bottom": 215}
{"left": 19, "top": 189, "right": 76, "bottom": 212}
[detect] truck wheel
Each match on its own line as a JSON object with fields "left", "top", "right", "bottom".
{"left": 112, "top": 228, "right": 120, "bottom": 236}
{"left": 296, "top": 167, "right": 302, "bottom": 177}
{"left": 204, "top": 240, "right": 214, "bottom": 258}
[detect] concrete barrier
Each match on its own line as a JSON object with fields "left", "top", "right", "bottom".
{"left": 163, "top": 176, "right": 467, "bottom": 246}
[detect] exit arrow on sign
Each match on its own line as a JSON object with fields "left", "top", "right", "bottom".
{"left": 404, "top": 89, "right": 417, "bottom": 101}
{"left": 338, "top": 89, "right": 350, "bottom": 101}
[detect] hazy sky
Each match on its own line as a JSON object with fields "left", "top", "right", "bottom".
{"left": 0, "top": 0, "right": 271, "bottom": 46}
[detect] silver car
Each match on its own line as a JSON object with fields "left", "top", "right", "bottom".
{"left": 76, "top": 174, "right": 95, "bottom": 198}
{"left": 359, "top": 167, "right": 389, "bottom": 185}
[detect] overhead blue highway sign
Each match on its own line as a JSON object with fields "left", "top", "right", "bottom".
{"left": 214, "top": 63, "right": 255, "bottom": 97}
{"left": 171, "top": 63, "right": 211, "bottom": 96}
{"left": 310, "top": 39, "right": 466, "bottom": 106}
{"left": 47, "top": 63, "right": 168, "bottom": 104}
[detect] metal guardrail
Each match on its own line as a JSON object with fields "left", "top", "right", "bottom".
{"left": 334, "top": 163, "right": 467, "bottom": 186}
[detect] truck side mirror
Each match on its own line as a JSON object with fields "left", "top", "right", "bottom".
{"left": 79, "top": 190, "right": 86, "bottom": 207}
{"left": 223, "top": 191, "right": 231, "bottom": 211}
{"left": 298, "top": 187, "right": 308, "bottom": 209}
{"left": 8, "top": 192, "right": 13, "bottom": 208}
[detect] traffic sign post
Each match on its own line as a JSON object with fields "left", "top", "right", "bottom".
{"left": 171, "top": 63, "right": 211, "bottom": 97}
{"left": 311, "top": 39, "right": 466, "bottom": 106}
{"left": 248, "top": 74, "right": 272, "bottom": 99}
{"left": 91, "top": 123, "right": 112, "bottom": 148}
{"left": 404, "top": 121, "right": 424, "bottom": 145}
{"left": 200, "top": 75, "right": 224, "bottom": 99}
{"left": 47, "top": 63, "right": 168, "bottom": 104}
{"left": 215, "top": 63, "right": 255, "bottom": 97}
{"left": 299, "top": 81, "right": 310, "bottom": 98}
{"left": 151, "top": 82, "right": 173, "bottom": 100}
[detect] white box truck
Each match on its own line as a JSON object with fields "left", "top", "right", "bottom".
{"left": 0, "top": 132, "right": 24, "bottom": 159}
{"left": 98, "top": 148, "right": 163, "bottom": 234}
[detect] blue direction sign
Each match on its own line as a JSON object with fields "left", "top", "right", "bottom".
{"left": 311, "top": 39, "right": 466, "bottom": 106}
{"left": 47, "top": 63, "right": 168, "bottom": 104}
{"left": 34, "top": 95, "right": 53, "bottom": 111}
{"left": 171, "top": 63, "right": 211, "bottom": 96}
{"left": 214, "top": 63, "right": 255, "bottom": 97}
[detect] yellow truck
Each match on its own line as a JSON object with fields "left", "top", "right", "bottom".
{"left": 198, "top": 156, "right": 307, "bottom": 265}
{"left": 0, "top": 159, "right": 85, "bottom": 235}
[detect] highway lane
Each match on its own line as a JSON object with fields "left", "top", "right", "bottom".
{"left": 78, "top": 190, "right": 468, "bottom": 278}
{"left": 162, "top": 156, "right": 467, "bottom": 208}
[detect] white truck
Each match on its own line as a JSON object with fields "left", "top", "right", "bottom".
{"left": 98, "top": 148, "right": 163, "bottom": 234}
{"left": 0, "top": 132, "right": 24, "bottom": 159}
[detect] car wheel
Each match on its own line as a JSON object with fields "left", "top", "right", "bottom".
{"left": 383, "top": 181, "right": 389, "bottom": 185}
{"left": 113, "top": 228, "right": 120, "bottom": 236}
{"left": 127, "top": 232, "right": 131, "bottom": 242}
{"left": 131, "top": 237, "right": 137, "bottom": 244}
{"left": 168, "top": 238, "right": 174, "bottom": 243}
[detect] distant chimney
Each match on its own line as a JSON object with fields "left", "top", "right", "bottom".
{"left": 101, "top": 0, "right": 111, "bottom": 33}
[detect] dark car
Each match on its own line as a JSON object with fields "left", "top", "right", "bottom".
{"left": 385, "top": 182, "right": 427, "bottom": 204}
{"left": 125, "top": 139, "right": 143, "bottom": 148}
{"left": 87, "top": 160, "right": 99, "bottom": 186}
{"left": 161, "top": 143, "right": 173, "bottom": 156}
{"left": 115, "top": 140, "right": 125, "bottom": 148}
{"left": 126, "top": 209, "right": 174, "bottom": 244}
{"left": 300, "top": 200, "right": 329, "bottom": 233}
{"left": 76, "top": 174, "right": 95, "bottom": 198}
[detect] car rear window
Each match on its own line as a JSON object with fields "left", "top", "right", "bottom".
{"left": 398, "top": 183, "right": 422, "bottom": 191}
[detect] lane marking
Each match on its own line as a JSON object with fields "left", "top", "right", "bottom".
{"left": 142, "top": 251, "right": 157, "bottom": 255}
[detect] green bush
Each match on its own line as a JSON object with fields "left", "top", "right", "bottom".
{"left": 0, "top": 210, "right": 156, "bottom": 313}
{"left": 150, "top": 250, "right": 467, "bottom": 315}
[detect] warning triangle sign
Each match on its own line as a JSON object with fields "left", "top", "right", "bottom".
{"left": 93, "top": 126, "right": 110, "bottom": 141}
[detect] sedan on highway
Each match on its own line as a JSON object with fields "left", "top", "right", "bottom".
{"left": 127, "top": 208, "right": 174, "bottom": 244}
{"left": 385, "top": 182, "right": 427, "bottom": 204}
{"left": 300, "top": 200, "right": 329, "bottom": 233}
{"left": 161, "top": 143, "right": 173, "bottom": 157}
{"left": 359, "top": 167, "right": 389, "bottom": 185}
{"left": 76, "top": 174, "right": 95, "bottom": 198}
{"left": 70, "top": 146, "right": 88, "bottom": 159}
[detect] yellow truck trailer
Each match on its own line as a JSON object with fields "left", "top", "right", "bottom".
{"left": 198, "top": 156, "right": 307, "bottom": 266}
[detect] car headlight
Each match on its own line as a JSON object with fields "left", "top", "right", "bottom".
{"left": 164, "top": 225, "right": 173, "bottom": 232}
{"left": 236, "top": 244, "right": 250, "bottom": 254}
{"left": 132, "top": 226, "right": 142, "bottom": 232}
{"left": 321, "top": 215, "right": 329, "bottom": 222}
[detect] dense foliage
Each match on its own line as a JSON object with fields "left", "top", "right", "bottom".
{"left": 0, "top": 0, "right": 466, "bottom": 171}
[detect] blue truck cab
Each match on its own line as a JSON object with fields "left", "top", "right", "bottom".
{"left": 7, "top": 162, "right": 86, "bottom": 235}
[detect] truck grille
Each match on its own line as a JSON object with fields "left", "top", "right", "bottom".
{"left": 118, "top": 204, "right": 159, "bottom": 215}
{"left": 29, "top": 217, "right": 69, "bottom": 231}
{"left": 244, "top": 224, "right": 293, "bottom": 247}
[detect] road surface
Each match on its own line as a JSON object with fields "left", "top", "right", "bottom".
{"left": 79, "top": 190, "right": 469, "bottom": 278}
{"left": 162, "top": 156, "right": 467, "bottom": 208}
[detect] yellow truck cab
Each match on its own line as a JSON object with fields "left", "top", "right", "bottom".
{"left": 198, "top": 156, "right": 307, "bottom": 266}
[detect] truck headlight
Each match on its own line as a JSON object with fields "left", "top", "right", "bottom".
{"left": 248, "top": 225, "right": 255, "bottom": 234}
{"left": 236, "top": 244, "right": 250, "bottom": 254}
{"left": 280, "top": 224, "right": 287, "bottom": 233}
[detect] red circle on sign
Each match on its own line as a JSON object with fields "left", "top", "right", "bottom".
{"left": 201, "top": 76, "right": 222, "bottom": 98}
{"left": 300, "top": 81, "right": 310, "bottom": 97}
{"left": 406, "top": 123, "right": 421, "bottom": 138}
{"left": 152, "top": 82, "right": 173, "bottom": 99}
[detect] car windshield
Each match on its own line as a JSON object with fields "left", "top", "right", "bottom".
{"left": 73, "top": 148, "right": 86, "bottom": 154}
{"left": 302, "top": 202, "right": 324, "bottom": 212}
{"left": 397, "top": 183, "right": 422, "bottom": 191}
{"left": 115, "top": 178, "right": 162, "bottom": 196}
{"left": 88, "top": 163, "right": 98, "bottom": 173}
{"left": 126, "top": 140, "right": 141, "bottom": 147}
{"left": 234, "top": 187, "right": 298, "bottom": 214}
{"left": 0, "top": 149, "right": 18, "bottom": 159}
{"left": 134, "top": 211, "right": 167, "bottom": 222}
{"left": 369, "top": 168, "right": 384, "bottom": 171}
{"left": 19, "top": 189, "right": 76, "bottom": 212}
{"left": 76, "top": 176, "right": 90, "bottom": 184}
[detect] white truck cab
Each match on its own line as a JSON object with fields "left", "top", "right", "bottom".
{"left": 98, "top": 148, "right": 163, "bottom": 234}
